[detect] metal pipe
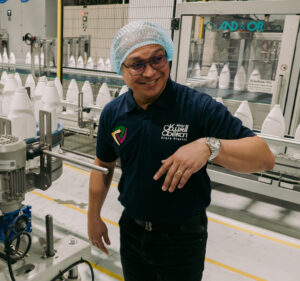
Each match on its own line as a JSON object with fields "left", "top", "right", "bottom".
{"left": 45, "top": 215, "right": 55, "bottom": 257}
{"left": 43, "top": 150, "right": 109, "bottom": 174}
{"left": 56, "top": 0, "right": 63, "bottom": 81}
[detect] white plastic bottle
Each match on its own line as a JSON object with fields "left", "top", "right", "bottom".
{"left": 234, "top": 66, "right": 246, "bottom": 91}
{"left": 219, "top": 63, "right": 230, "bottom": 89}
{"left": 8, "top": 87, "right": 36, "bottom": 140}
{"left": 0, "top": 53, "right": 2, "bottom": 63}
{"left": 25, "top": 74, "right": 36, "bottom": 97}
{"left": 25, "top": 52, "right": 31, "bottom": 64}
{"left": 9, "top": 52, "right": 16, "bottom": 64}
{"left": 14, "top": 72, "right": 23, "bottom": 87}
{"left": 86, "top": 57, "right": 94, "bottom": 69}
{"left": 77, "top": 56, "right": 84, "bottom": 68}
{"left": 41, "top": 81, "right": 60, "bottom": 133}
{"left": 234, "top": 100, "right": 253, "bottom": 130}
{"left": 105, "top": 58, "right": 112, "bottom": 71}
{"left": 69, "top": 55, "right": 76, "bottom": 67}
{"left": 207, "top": 63, "right": 218, "bottom": 88}
{"left": 192, "top": 62, "right": 201, "bottom": 78}
{"left": 247, "top": 69, "right": 261, "bottom": 92}
{"left": 261, "top": 104, "right": 285, "bottom": 155}
{"left": 2, "top": 74, "right": 18, "bottom": 116}
{"left": 97, "top": 57, "right": 105, "bottom": 71}
{"left": 96, "top": 82, "right": 112, "bottom": 109}
{"left": 119, "top": 85, "right": 129, "bottom": 96}
{"left": 0, "top": 70, "right": 8, "bottom": 85}
{"left": 2, "top": 49, "right": 9, "bottom": 64}
{"left": 66, "top": 79, "right": 79, "bottom": 103}
{"left": 34, "top": 76, "right": 48, "bottom": 121}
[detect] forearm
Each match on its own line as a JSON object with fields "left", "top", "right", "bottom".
{"left": 88, "top": 158, "right": 115, "bottom": 219}
{"left": 214, "top": 136, "right": 275, "bottom": 173}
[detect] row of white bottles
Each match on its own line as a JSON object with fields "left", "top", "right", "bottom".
{"left": 68, "top": 55, "right": 112, "bottom": 71}
{"left": 0, "top": 51, "right": 16, "bottom": 64}
{"left": 217, "top": 99, "right": 299, "bottom": 158}
{"left": 197, "top": 63, "right": 261, "bottom": 92}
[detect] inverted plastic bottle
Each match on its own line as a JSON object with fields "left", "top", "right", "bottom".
{"left": 9, "top": 52, "right": 16, "bottom": 64}
{"left": 66, "top": 79, "right": 79, "bottom": 103}
{"left": 97, "top": 57, "right": 105, "bottom": 71}
{"left": 234, "top": 100, "right": 253, "bottom": 130}
{"left": 41, "top": 81, "right": 60, "bottom": 132}
{"left": 0, "top": 70, "right": 8, "bottom": 85}
{"left": 234, "top": 66, "right": 246, "bottom": 91}
{"left": 2, "top": 49, "right": 9, "bottom": 64}
{"left": 247, "top": 69, "right": 261, "bottom": 92}
{"left": 96, "top": 82, "right": 112, "bottom": 108}
{"left": 25, "top": 52, "right": 31, "bottom": 64}
{"left": 14, "top": 72, "right": 23, "bottom": 87}
{"left": 219, "top": 63, "right": 230, "bottom": 89}
{"left": 119, "top": 85, "right": 129, "bottom": 96}
{"left": 34, "top": 76, "right": 48, "bottom": 121}
{"left": 7, "top": 87, "right": 36, "bottom": 140}
{"left": 0, "top": 53, "right": 2, "bottom": 63}
{"left": 192, "top": 62, "right": 201, "bottom": 78}
{"left": 25, "top": 74, "right": 36, "bottom": 98}
{"left": 86, "top": 57, "right": 94, "bottom": 69}
{"left": 207, "top": 63, "right": 218, "bottom": 88}
{"left": 2, "top": 74, "right": 18, "bottom": 116}
{"left": 105, "top": 58, "right": 112, "bottom": 71}
{"left": 69, "top": 55, "right": 76, "bottom": 67}
{"left": 82, "top": 80, "right": 94, "bottom": 105}
{"left": 261, "top": 104, "right": 285, "bottom": 155}
{"left": 40, "top": 52, "right": 45, "bottom": 66}
{"left": 77, "top": 56, "right": 84, "bottom": 68}
{"left": 54, "top": 77, "right": 63, "bottom": 100}
{"left": 34, "top": 55, "right": 40, "bottom": 65}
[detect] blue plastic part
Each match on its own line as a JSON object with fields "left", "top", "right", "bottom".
{"left": 0, "top": 205, "right": 32, "bottom": 243}
{"left": 25, "top": 120, "right": 64, "bottom": 147}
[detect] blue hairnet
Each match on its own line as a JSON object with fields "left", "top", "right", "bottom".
{"left": 110, "top": 21, "right": 174, "bottom": 75}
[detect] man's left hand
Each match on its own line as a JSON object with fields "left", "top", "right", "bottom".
{"left": 153, "top": 138, "right": 211, "bottom": 192}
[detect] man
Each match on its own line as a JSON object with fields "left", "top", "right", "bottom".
{"left": 88, "top": 21, "right": 275, "bottom": 281}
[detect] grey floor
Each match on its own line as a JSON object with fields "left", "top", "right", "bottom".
{"left": 23, "top": 152, "right": 300, "bottom": 281}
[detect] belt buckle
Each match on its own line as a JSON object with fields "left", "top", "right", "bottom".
{"left": 145, "top": 221, "right": 152, "bottom": 231}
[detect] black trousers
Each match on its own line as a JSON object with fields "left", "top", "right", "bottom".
{"left": 119, "top": 210, "right": 208, "bottom": 281}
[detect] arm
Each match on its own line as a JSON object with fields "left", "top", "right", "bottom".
{"left": 154, "top": 135, "right": 274, "bottom": 192}
{"left": 88, "top": 156, "right": 116, "bottom": 254}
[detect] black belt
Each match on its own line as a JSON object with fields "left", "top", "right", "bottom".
{"left": 130, "top": 211, "right": 206, "bottom": 232}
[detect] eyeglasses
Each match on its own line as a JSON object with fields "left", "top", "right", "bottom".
{"left": 122, "top": 54, "right": 167, "bottom": 76}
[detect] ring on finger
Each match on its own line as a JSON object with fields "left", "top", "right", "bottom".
{"left": 175, "top": 170, "right": 183, "bottom": 176}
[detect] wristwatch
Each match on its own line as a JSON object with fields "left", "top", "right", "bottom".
{"left": 206, "top": 137, "right": 221, "bottom": 161}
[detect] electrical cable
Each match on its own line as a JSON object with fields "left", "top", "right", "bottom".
{"left": 50, "top": 258, "right": 95, "bottom": 281}
{"left": 0, "top": 215, "right": 16, "bottom": 281}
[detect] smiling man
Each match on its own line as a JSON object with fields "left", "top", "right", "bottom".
{"left": 88, "top": 21, "right": 275, "bottom": 281}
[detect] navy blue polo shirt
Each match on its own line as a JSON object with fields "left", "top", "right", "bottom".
{"left": 96, "top": 78, "right": 255, "bottom": 222}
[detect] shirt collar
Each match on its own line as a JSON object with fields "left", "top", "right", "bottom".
{"left": 124, "top": 78, "right": 175, "bottom": 113}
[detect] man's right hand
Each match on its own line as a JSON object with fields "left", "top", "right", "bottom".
{"left": 88, "top": 217, "right": 111, "bottom": 255}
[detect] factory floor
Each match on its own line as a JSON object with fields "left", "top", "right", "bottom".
{"left": 23, "top": 151, "right": 300, "bottom": 281}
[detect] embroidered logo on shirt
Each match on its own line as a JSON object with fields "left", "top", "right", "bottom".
{"left": 112, "top": 126, "right": 127, "bottom": 146}
{"left": 161, "top": 124, "right": 189, "bottom": 141}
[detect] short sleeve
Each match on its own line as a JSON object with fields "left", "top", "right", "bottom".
{"left": 96, "top": 106, "right": 119, "bottom": 162}
{"left": 199, "top": 95, "right": 255, "bottom": 139}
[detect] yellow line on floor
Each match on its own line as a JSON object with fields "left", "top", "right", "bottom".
{"left": 205, "top": 258, "right": 266, "bottom": 281}
{"left": 37, "top": 164, "right": 300, "bottom": 250}
{"left": 89, "top": 261, "right": 124, "bottom": 281}
{"left": 208, "top": 216, "right": 300, "bottom": 250}
{"left": 30, "top": 190, "right": 267, "bottom": 280}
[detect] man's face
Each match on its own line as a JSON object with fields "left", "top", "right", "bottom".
{"left": 121, "top": 44, "right": 170, "bottom": 108}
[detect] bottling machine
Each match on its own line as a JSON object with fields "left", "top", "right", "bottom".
{"left": 171, "top": 0, "right": 300, "bottom": 204}
{"left": 0, "top": 112, "right": 107, "bottom": 281}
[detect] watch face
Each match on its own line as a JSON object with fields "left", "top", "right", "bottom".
{"left": 210, "top": 137, "right": 220, "bottom": 148}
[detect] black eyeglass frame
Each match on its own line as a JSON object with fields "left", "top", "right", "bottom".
{"left": 122, "top": 54, "right": 168, "bottom": 76}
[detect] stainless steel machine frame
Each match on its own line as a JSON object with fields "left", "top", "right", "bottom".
{"left": 171, "top": 1, "right": 300, "bottom": 204}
